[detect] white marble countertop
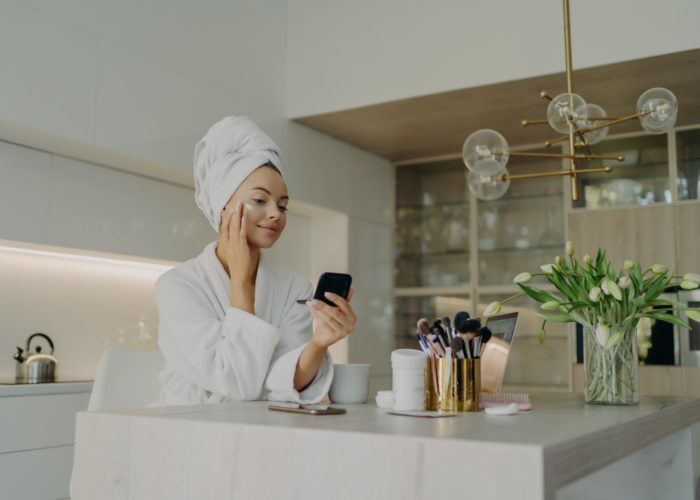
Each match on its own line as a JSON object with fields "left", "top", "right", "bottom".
{"left": 71, "top": 392, "right": 700, "bottom": 500}
{"left": 0, "top": 380, "right": 92, "bottom": 397}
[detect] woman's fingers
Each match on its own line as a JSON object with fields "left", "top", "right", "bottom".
{"left": 239, "top": 204, "right": 247, "bottom": 242}
{"left": 309, "top": 303, "right": 345, "bottom": 331}
{"left": 309, "top": 300, "right": 354, "bottom": 333}
{"left": 323, "top": 292, "right": 357, "bottom": 324}
{"left": 227, "top": 201, "right": 248, "bottom": 246}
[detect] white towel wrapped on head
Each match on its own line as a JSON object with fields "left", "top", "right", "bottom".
{"left": 194, "top": 116, "right": 282, "bottom": 232}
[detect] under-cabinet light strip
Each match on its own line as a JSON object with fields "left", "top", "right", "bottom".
{"left": 0, "top": 245, "right": 175, "bottom": 272}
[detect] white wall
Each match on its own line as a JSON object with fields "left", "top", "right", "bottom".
{"left": 0, "top": 0, "right": 395, "bottom": 386}
{"left": 286, "top": 0, "right": 700, "bottom": 117}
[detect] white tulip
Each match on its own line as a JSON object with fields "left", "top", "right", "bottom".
{"left": 601, "top": 279, "right": 610, "bottom": 295}
{"left": 681, "top": 280, "right": 699, "bottom": 290}
{"left": 541, "top": 301, "right": 560, "bottom": 311}
{"left": 608, "top": 280, "right": 622, "bottom": 300}
{"left": 651, "top": 264, "right": 668, "bottom": 275}
{"left": 584, "top": 254, "right": 593, "bottom": 265}
{"left": 589, "top": 287, "right": 602, "bottom": 302}
{"left": 624, "top": 260, "right": 634, "bottom": 271}
{"left": 595, "top": 324, "right": 610, "bottom": 347}
{"left": 540, "top": 264, "right": 555, "bottom": 274}
{"left": 636, "top": 317, "right": 652, "bottom": 337}
{"left": 618, "top": 276, "right": 632, "bottom": 289}
{"left": 683, "top": 273, "right": 700, "bottom": 284}
{"left": 513, "top": 272, "right": 532, "bottom": 284}
{"left": 565, "top": 241, "right": 574, "bottom": 257}
{"left": 484, "top": 301, "right": 502, "bottom": 317}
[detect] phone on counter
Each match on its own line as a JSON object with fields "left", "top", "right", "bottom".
{"left": 268, "top": 403, "right": 347, "bottom": 415}
{"left": 297, "top": 272, "right": 352, "bottom": 307}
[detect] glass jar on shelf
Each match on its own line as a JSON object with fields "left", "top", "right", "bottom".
{"left": 676, "top": 128, "right": 700, "bottom": 201}
{"left": 572, "top": 134, "right": 669, "bottom": 208}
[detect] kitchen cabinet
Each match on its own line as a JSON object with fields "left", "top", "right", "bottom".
{"left": 0, "top": 140, "right": 213, "bottom": 262}
{"left": 0, "top": 382, "right": 92, "bottom": 500}
{"left": 676, "top": 202, "right": 700, "bottom": 275}
{"left": 568, "top": 204, "right": 676, "bottom": 271}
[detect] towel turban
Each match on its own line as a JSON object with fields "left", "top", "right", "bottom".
{"left": 194, "top": 116, "right": 282, "bottom": 232}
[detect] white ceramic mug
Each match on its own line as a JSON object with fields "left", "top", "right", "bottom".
{"left": 329, "top": 364, "right": 371, "bottom": 404}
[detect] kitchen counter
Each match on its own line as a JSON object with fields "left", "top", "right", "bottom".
{"left": 70, "top": 392, "right": 700, "bottom": 500}
{"left": 0, "top": 380, "right": 92, "bottom": 397}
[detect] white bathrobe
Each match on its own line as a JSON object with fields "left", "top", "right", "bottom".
{"left": 155, "top": 241, "right": 333, "bottom": 405}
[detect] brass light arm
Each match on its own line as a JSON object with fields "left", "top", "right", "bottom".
{"left": 545, "top": 111, "right": 647, "bottom": 147}
{"left": 498, "top": 151, "right": 624, "bottom": 161}
{"left": 501, "top": 165, "right": 612, "bottom": 181}
{"left": 521, "top": 119, "right": 549, "bottom": 127}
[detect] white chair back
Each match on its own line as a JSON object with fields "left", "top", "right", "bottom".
{"left": 87, "top": 347, "right": 165, "bottom": 411}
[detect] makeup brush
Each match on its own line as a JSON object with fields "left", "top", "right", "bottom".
{"left": 441, "top": 316, "right": 452, "bottom": 338}
{"left": 449, "top": 336, "right": 467, "bottom": 359}
{"left": 453, "top": 311, "right": 470, "bottom": 334}
{"left": 457, "top": 318, "right": 481, "bottom": 335}
{"left": 479, "top": 326, "right": 492, "bottom": 344}
{"left": 474, "top": 326, "right": 492, "bottom": 357}
{"left": 433, "top": 321, "right": 450, "bottom": 347}
{"left": 417, "top": 318, "right": 432, "bottom": 336}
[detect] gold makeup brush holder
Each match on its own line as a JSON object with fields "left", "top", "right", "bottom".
{"left": 425, "top": 358, "right": 480, "bottom": 412}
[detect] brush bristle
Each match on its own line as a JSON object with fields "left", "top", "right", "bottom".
{"left": 457, "top": 318, "right": 481, "bottom": 333}
{"left": 417, "top": 318, "right": 431, "bottom": 335}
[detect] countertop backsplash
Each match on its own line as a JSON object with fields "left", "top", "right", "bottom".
{"left": 0, "top": 244, "right": 164, "bottom": 381}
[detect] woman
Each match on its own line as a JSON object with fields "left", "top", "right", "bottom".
{"left": 155, "top": 116, "right": 356, "bottom": 405}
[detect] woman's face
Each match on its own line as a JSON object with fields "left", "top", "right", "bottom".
{"left": 222, "top": 165, "right": 288, "bottom": 249}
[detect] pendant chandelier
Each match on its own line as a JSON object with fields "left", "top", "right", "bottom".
{"left": 462, "top": 0, "right": 679, "bottom": 201}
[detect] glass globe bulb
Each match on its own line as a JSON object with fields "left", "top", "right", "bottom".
{"left": 637, "top": 87, "right": 678, "bottom": 134}
{"left": 576, "top": 103, "right": 609, "bottom": 145}
{"left": 466, "top": 162, "right": 510, "bottom": 201}
{"left": 462, "top": 129, "right": 509, "bottom": 175}
{"left": 546, "top": 93, "right": 587, "bottom": 134}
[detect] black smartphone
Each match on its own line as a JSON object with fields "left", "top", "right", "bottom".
{"left": 268, "top": 404, "right": 346, "bottom": 415}
{"left": 297, "top": 272, "right": 352, "bottom": 306}
{"left": 313, "top": 272, "right": 352, "bottom": 306}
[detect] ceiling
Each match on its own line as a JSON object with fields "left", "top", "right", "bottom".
{"left": 293, "top": 49, "right": 700, "bottom": 163}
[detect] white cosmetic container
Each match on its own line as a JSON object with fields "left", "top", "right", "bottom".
{"left": 391, "top": 349, "right": 427, "bottom": 411}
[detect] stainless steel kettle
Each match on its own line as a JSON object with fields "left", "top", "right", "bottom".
{"left": 14, "top": 333, "right": 57, "bottom": 383}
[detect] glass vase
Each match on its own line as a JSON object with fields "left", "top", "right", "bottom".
{"left": 583, "top": 323, "right": 639, "bottom": 405}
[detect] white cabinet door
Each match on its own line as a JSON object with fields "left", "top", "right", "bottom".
{"left": 0, "top": 445, "right": 75, "bottom": 500}
{"left": 0, "top": 392, "right": 89, "bottom": 454}
{"left": 0, "top": 141, "right": 51, "bottom": 244}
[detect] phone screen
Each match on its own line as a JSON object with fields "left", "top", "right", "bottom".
{"left": 313, "top": 272, "right": 352, "bottom": 306}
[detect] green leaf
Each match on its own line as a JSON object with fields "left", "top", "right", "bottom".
{"left": 641, "top": 312, "right": 691, "bottom": 330}
{"left": 595, "top": 248, "right": 604, "bottom": 270}
{"left": 606, "top": 260, "right": 616, "bottom": 280}
{"left": 518, "top": 284, "right": 563, "bottom": 304}
{"left": 535, "top": 312, "right": 574, "bottom": 323}
{"left": 630, "top": 266, "right": 643, "bottom": 294}
{"left": 686, "top": 309, "right": 700, "bottom": 322}
{"left": 605, "top": 331, "right": 622, "bottom": 350}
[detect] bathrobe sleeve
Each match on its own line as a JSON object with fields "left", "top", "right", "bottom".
{"left": 155, "top": 274, "right": 283, "bottom": 401}
{"left": 264, "top": 279, "right": 334, "bottom": 404}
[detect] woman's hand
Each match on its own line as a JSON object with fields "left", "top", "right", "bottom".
{"left": 219, "top": 202, "right": 256, "bottom": 313}
{"left": 307, "top": 289, "right": 357, "bottom": 349}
